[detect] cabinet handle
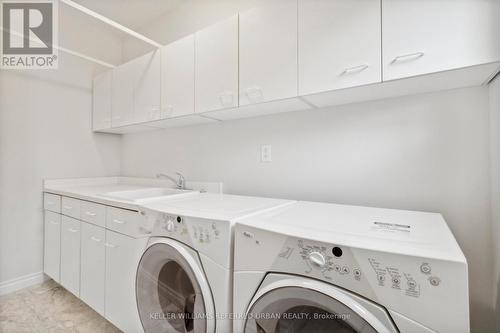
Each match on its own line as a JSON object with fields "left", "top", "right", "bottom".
{"left": 219, "top": 92, "right": 234, "bottom": 107}
{"left": 105, "top": 242, "right": 117, "bottom": 248}
{"left": 341, "top": 64, "right": 369, "bottom": 75}
{"left": 90, "top": 236, "right": 101, "bottom": 242}
{"left": 68, "top": 228, "right": 78, "bottom": 233}
{"left": 85, "top": 211, "right": 97, "bottom": 217}
{"left": 245, "top": 87, "right": 263, "bottom": 103}
{"left": 391, "top": 52, "right": 425, "bottom": 64}
{"left": 113, "top": 219, "right": 126, "bottom": 225}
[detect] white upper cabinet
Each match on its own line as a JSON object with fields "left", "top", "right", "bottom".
{"left": 298, "top": 0, "right": 381, "bottom": 95}
{"left": 195, "top": 15, "right": 239, "bottom": 113}
{"left": 133, "top": 50, "right": 161, "bottom": 122}
{"left": 161, "top": 35, "right": 195, "bottom": 118}
{"left": 239, "top": 0, "right": 298, "bottom": 105}
{"left": 92, "top": 70, "right": 112, "bottom": 131}
{"left": 111, "top": 60, "right": 135, "bottom": 127}
{"left": 112, "top": 50, "right": 161, "bottom": 127}
{"left": 383, "top": 0, "right": 500, "bottom": 81}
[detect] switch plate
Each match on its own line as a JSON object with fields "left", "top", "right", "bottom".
{"left": 261, "top": 145, "right": 272, "bottom": 162}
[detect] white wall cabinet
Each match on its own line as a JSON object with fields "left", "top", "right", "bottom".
{"left": 111, "top": 50, "right": 161, "bottom": 127}
{"left": 161, "top": 35, "right": 195, "bottom": 117}
{"left": 133, "top": 50, "right": 161, "bottom": 122}
{"left": 92, "top": 70, "right": 112, "bottom": 131}
{"left": 93, "top": 0, "right": 500, "bottom": 133}
{"left": 239, "top": 0, "right": 298, "bottom": 105}
{"left": 195, "top": 15, "right": 238, "bottom": 113}
{"left": 105, "top": 230, "right": 147, "bottom": 333}
{"left": 60, "top": 216, "right": 81, "bottom": 297}
{"left": 298, "top": 0, "right": 381, "bottom": 95}
{"left": 80, "top": 222, "right": 106, "bottom": 316}
{"left": 111, "top": 60, "right": 135, "bottom": 127}
{"left": 44, "top": 211, "right": 61, "bottom": 282}
{"left": 382, "top": 0, "right": 500, "bottom": 81}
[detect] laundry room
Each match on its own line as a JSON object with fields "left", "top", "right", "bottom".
{"left": 0, "top": 0, "right": 499, "bottom": 333}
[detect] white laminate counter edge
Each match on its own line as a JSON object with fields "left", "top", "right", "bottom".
{"left": 43, "top": 177, "right": 223, "bottom": 211}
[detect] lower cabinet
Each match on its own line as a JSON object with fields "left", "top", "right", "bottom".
{"left": 44, "top": 211, "right": 61, "bottom": 282}
{"left": 80, "top": 222, "right": 106, "bottom": 316}
{"left": 44, "top": 194, "right": 148, "bottom": 333}
{"left": 105, "top": 230, "right": 147, "bottom": 333}
{"left": 60, "top": 216, "right": 81, "bottom": 297}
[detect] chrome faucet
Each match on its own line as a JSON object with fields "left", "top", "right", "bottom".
{"left": 156, "top": 172, "right": 186, "bottom": 190}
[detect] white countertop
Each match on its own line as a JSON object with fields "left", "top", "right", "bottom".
{"left": 43, "top": 177, "right": 222, "bottom": 210}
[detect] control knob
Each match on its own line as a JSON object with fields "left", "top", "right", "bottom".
{"left": 308, "top": 251, "right": 326, "bottom": 268}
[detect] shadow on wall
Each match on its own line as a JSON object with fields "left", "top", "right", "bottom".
{"left": 496, "top": 278, "right": 500, "bottom": 332}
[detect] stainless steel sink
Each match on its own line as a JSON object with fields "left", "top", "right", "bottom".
{"left": 100, "top": 187, "right": 193, "bottom": 203}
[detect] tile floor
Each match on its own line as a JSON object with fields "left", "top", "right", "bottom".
{"left": 0, "top": 280, "right": 121, "bottom": 333}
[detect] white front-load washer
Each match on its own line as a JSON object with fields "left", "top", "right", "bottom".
{"left": 233, "top": 201, "right": 469, "bottom": 333}
{"left": 136, "top": 193, "right": 294, "bottom": 333}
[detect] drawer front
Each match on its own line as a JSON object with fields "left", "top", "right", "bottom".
{"left": 61, "top": 197, "right": 82, "bottom": 219}
{"left": 81, "top": 201, "right": 106, "bottom": 227}
{"left": 44, "top": 193, "right": 61, "bottom": 213}
{"left": 106, "top": 207, "right": 149, "bottom": 237}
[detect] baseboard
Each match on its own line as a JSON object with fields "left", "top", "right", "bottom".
{"left": 0, "top": 271, "right": 49, "bottom": 296}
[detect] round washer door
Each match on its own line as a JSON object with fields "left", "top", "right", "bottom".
{"left": 136, "top": 238, "right": 215, "bottom": 333}
{"left": 244, "top": 275, "right": 397, "bottom": 333}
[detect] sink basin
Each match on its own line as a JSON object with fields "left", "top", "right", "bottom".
{"left": 100, "top": 187, "right": 193, "bottom": 203}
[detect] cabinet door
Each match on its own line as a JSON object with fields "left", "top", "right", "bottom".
{"left": 105, "top": 230, "right": 147, "bottom": 333}
{"left": 111, "top": 60, "right": 135, "bottom": 127}
{"left": 44, "top": 211, "right": 61, "bottom": 282}
{"left": 133, "top": 50, "right": 161, "bottom": 123}
{"left": 60, "top": 216, "right": 81, "bottom": 297}
{"left": 92, "top": 70, "right": 112, "bottom": 131}
{"left": 195, "top": 15, "right": 238, "bottom": 113}
{"left": 161, "top": 35, "right": 195, "bottom": 117}
{"left": 80, "top": 222, "right": 105, "bottom": 316}
{"left": 383, "top": 0, "right": 500, "bottom": 81}
{"left": 239, "top": 0, "right": 297, "bottom": 105}
{"left": 298, "top": 0, "right": 381, "bottom": 95}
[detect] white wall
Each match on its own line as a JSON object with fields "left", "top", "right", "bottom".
{"left": 490, "top": 76, "right": 500, "bottom": 329}
{"left": 0, "top": 53, "right": 121, "bottom": 289}
{"left": 121, "top": 87, "right": 496, "bottom": 332}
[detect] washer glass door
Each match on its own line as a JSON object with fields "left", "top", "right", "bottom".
{"left": 245, "top": 287, "right": 379, "bottom": 333}
{"left": 136, "top": 242, "right": 209, "bottom": 333}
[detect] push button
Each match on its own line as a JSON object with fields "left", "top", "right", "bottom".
{"left": 420, "top": 263, "right": 431, "bottom": 274}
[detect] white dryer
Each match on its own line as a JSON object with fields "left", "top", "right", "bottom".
{"left": 233, "top": 201, "right": 469, "bottom": 333}
{"left": 136, "top": 193, "right": 294, "bottom": 333}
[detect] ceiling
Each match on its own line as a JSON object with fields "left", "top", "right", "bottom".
{"left": 72, "top": 0, "right": 183, "bottom": 30}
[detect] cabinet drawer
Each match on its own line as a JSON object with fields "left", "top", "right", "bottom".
{"left": 61, "top": 197, "right": 82, "bottom": 219}
{"left": 44, "top": 193, "right": 61, "bottom": 213}
{"left": 81, "top": 201, "right": 106, "bottom": 227}
{"left": 106, "top": 207, "right": 150, "bottom": 237}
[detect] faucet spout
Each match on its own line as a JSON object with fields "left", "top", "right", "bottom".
{"left": 156, "top": 172, "right": 186, "bottom": 190}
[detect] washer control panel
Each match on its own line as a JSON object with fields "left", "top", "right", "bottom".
{"left": 153, "top": 213, "right": 223, "bottom": 245}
